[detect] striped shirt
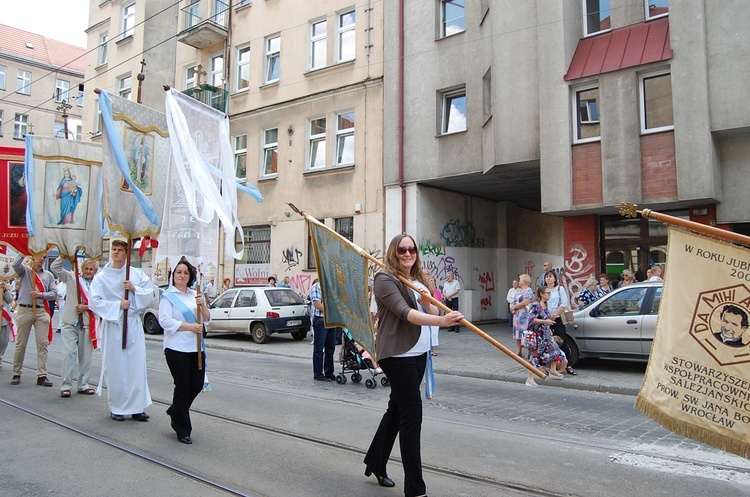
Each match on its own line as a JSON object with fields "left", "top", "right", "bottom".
{"left": 12, "top": 255, "right": 57, "bottom": 306}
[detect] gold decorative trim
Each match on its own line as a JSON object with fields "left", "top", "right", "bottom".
{"left": 112, "top": 113, "right": 169, "bottom": 137}
{"left": 32, "top": 154, "right": 101, "bottom": 166}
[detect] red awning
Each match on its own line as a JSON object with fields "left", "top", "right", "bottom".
{"left": 564, "top": 18, "right": 672, "bottom": 81}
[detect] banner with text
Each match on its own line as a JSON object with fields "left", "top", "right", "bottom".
{"left": 636, "top": 228, "right": 750, "bottom": 459}
{"left": 0, "top": 148, "right": 29, "bottom": 254}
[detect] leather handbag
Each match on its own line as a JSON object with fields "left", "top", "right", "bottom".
{"left": 561, "top": 310, "right": 575, "bottom": 325}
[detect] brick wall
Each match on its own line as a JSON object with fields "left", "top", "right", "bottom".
{"left": 571, "top": 142, "right": 603, "bottom": 206}
{"left": 641, "top": 131, "right": 677, "bottom": 201}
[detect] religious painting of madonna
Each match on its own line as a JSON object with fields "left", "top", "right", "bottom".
{"left": 43, "top": 162, "right": 90, "bottom": 230}
{"left": 8, "top": 162, "right": 27, "bottom": 228}
{"left": 121, "top": 127, "right": 154, "bottom": 195}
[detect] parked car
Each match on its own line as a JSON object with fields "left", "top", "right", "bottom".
{"left": 564, "top": 281, "right": 662, "bottom": 366}
{"left": 143, "top": 286, "right": 165, "bottom": 335}
{"left": 206, "top": 287, "right": 311, "bottom": 344}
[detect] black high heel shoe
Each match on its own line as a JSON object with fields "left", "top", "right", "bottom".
{"left": 365, "top": 469, "right": 396, "bottom": 487}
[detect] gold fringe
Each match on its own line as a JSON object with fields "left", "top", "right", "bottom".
{"left": 635, "top": 395, "right": 750, "bottom": 460}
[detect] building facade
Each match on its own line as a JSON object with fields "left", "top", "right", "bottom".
{"left": 383, "top": 0, "right": 750, "bottom": 321}
{"left": 0, "top": 24, "right": 85, "bottom": 147}
{"left": 174, "top": 0, "right": 385, "bottom": 296}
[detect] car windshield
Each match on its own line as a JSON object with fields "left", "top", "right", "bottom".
{"left": 265, "top": 289, "right": 305, "bottom": 306}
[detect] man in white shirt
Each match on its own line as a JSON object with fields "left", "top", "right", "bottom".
{"left": 443, "top": 272, "right": 461, "bottom": 332}
{"left": 204, "top": 277, "right": 217, "bottom": 304}
{"left": 648, "top": 265, "right": 664, "bottom": 281}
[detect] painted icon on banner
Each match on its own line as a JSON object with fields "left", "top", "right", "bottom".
{"left": 689, "top": 284, "right": 750, "bottom": 365}
{"left": 8, "top": 162, "right": 27, "bottom": 228}
{"left": 43, "top": 162, "right": 90, "bottom": 229}
{"left": 121, "top": 127, "right": 154, "bottom": 195}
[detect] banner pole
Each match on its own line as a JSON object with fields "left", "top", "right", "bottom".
{"left": 288, "top": 203, "right": 546, "bottom": 380}
{"left": 122, "top": 237, "right": 132, "bottom": 349}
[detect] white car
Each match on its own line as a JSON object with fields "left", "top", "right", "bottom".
{"left": 207, "top": 287, "right": 311, "bottom": 344}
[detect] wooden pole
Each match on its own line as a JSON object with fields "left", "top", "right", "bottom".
{"left": 617, "top": 202, "right": 750, "bottom": 248}
{"left": 196, "top": 281, "right": 203, "bottom": 370}
{"left": 288, "top": 203, "right": 546, "bottom": 380}
{"left": 73, "top": 255, "right": 84, "bottom": 330}
{"left": 122, "top": 237, "right": 132, "bottom": 349}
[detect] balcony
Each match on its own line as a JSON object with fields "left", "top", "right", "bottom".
{"left": 177, "top": 0, "right": 228, "bottom": 50}
{"left": 182, "top": 84, "right": 228, "bottom": 113}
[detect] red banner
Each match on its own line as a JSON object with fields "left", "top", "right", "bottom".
{"left": 0, "top": 146, "right": 29, "bottom": 254}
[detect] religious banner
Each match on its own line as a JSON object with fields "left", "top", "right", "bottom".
{"left": 0, "top": 146, "right": 29, "bottom": 254}
{"left": 636, "top": 227, "right": 750, "bottom": 459}
{"left": 0, "top": 244, "right": 18, "bottom": 281}
{"left": 99, "top": 90, "right": 169, "bottom": 238}
{"left": 24, "top": 136, "right": 103, "bottom": 259}
{"left": 309, "top": 219, "right": 376, "bottom": 361}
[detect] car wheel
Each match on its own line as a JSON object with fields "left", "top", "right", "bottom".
{"left": 564, "top": 335, "right": 580, "bottom": 367}
{"left": 251, "top": 323, "right": 269, "bottom": 344}
{"left": 143, "top": 314, "right": 162, "bottom": 335}
{"left": 292, "top": 330, "right": 307, "bottom": 341}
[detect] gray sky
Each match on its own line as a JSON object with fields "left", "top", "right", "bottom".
{"left": 4, "top": 0, "right": 89, "bottom": 47}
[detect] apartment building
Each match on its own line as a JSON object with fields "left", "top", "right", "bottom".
{"left": 383, "top": 0, "right": 750, "bottom": 320}
{"left": 0, "top": 24, "right": 85, "bottom": 147}
{"left": 174, "top": 0, "right": 385, "bottom": 294}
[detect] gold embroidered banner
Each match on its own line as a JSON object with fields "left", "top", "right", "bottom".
{"left": 636, "top": 227, "right": 750, "bottom": 459}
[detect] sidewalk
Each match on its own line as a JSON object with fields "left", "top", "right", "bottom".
{"left": 150, "top": 321, "right": 647, "bottom": 396}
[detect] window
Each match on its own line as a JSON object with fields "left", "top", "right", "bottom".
{"left": 262, "top": 128, "right": 278, "bottom": 176}
{"left": 16, "top": 70, "right": 31, "bottom": 95}
{"left": 440, "top": 0, "right": 465, "bottom": 38}
{"left": 310, "top": 19, "right": 327, "bottom": 70}
{"left": 640, "top": 70, "right": 673, "bottom": 133}
{"left": 186, "top": 0, "right": 200, "bottom": 29}
{"left": 0, "top": 65, "right": 6, "bottom": 90}
{"left": 335, "top": 112, "right": 354, "bottom": 166}
{"left": 14, "top": 113, "right": 28, "bottom": 139}
{"left": 185, "top": 66, "right": 197, "bottom": 89}
{"left": 265, "top": 35, "right": 280, "bottom": 84}
{"left": 77, "top": 86, "right": 84, "bottom": 106}
{"left": 308, "top": 117, "right": 326, "bottom": 169}
{"left": 234, "top": 135, "right": 247, "bottom": 180}
{"left": 117, "top": 74, "right": 132, "bottom": 100}
{"left": 211, "top": 54, "right": 224, "bottom": 87}
{"left": 335, "top": 217, "right": 354, "bottom": 242}
{"left": 336, "top": 10, "right": 355, "bottom": 62}
{"left": 0, "top": 110, "right": 3, "bottom": 136}
{"left": 242, "top": 226, "right": 271, "bottom": 264}
{"left": 121, "top": 3, "right": 135, "bottom": 39}
{"left": 235, "top": 289, "right": 257, "bottom": 308}
{"left": 441, "top": 88, "right": 467, "bottom": 134}
{"left": 55, "top": 79, "right": 70, "bottom": 103}
{"left": 236, "top": 46, "right": 250, "bottom": 91}
{"left": 53, "top": 121, "right": 67, "bottom": 139}
{"left": 482, "top": 67, "right": 492, "bottom": 123}
{"left": 93, "top": 100, "right": 102, "bottom": 135}
{"left": 97, "top": 33, "right": 108, "bottom": 66}
{"left": 645, "top": 0, "right": 668, "bottom": 20}
{"left": 584, "top": 0, "right": 610, "bottom": 37}
{"left": 574, "top": 85, "right": 600, "bottom": 142}
{"left": 74, "top": 123, "right": 83, "bottom": 141}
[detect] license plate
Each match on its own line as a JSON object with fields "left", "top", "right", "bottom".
{"left": 286, "top": 320, "right": 302, "bottom": 326}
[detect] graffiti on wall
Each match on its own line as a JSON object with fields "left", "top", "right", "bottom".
{"left": 440, "top": 219, "right": 484, "bottom": 248}
{"left": 478, "top": 270, "right": 495, "bottom": 310}
{"left": 524, "top": 260, "right": 536, "bottom": 279}
{"left": 288, "top": 273, "right": 315, "bottom": 297}
{"left": 366, "top": 247, "right": 382, "bottom": 281}
{"left": 421, "top": 255, "right": 463, "bottom": 285}
{"left": 419, "top": 239, "right": 445, "bottom": 257}
{"left": 560, "top": 244, "right": 594, "bottom": 309}
{"left": 281, "top": 246, "right": 304, "bottom": 271}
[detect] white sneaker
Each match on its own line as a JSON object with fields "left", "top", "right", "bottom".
{"left": 525, "top": 379, "right": 539, "bottom": 388}
{"left": 374, "top": 367, "right": 383, "bottom": 374}
{"left": 548, "top": 373, "right": 564, "bottom": 380}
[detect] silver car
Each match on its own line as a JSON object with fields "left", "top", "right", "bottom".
{"left": 207, "top": 287, "right": 311, "bottom": 344}
{"left": 564, "top": 281, "right": 662, "bottom": 366}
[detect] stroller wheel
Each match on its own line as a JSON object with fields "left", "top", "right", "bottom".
{"left": 351, "top": 373, "right": 362, "bottom": 383}
{"left": 336, "top": 374, "right": 347, "bottom": 384}
{"left": 381, "top": 377, "right": 390, "bottom": 387}
{"left": 365, "top": 378, "right": 376, "bottom": 389}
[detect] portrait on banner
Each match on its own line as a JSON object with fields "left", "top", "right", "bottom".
{"left": 121, "top": 128, "right": 154, "bottom": 195}
{"left": 43, "top": 162, "right": 90, "bottom": 229}
{"left": 8, "top": 162, "right": 26, "bottom": 228}
{"left": 689, "top": 284, "right": 750, "bottom": 365}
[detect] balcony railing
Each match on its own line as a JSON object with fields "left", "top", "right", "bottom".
{"left": 182, "top": 84, "right": 228, "bottom": 113}
{"left": 178, "top": 0, "right": 229, "bottom": 49}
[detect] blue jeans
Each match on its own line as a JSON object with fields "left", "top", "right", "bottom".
{"left": 312, "top": 316, "right": 337, "bottom": 378}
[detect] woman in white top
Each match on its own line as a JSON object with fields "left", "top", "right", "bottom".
{"left": 544, "top": 271, "right": 577, "bottom": 375}
{"left": 159, "top": 257, "right": 210, "bottom": 444}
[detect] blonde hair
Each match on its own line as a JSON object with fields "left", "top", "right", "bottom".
{"left": 585, "top": 276, "right": 597, "bottom": 287}
{"left": 519, "top": 273, "right": 531, "bottom": 286}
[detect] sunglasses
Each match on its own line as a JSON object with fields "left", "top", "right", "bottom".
{"left": 397, "top": 246, "right": 418, "bottom": 255}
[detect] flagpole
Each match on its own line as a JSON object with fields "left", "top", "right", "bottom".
{"left": 196, "top": 281, "right": 203, "bottom": 370}
{"left": 122, "top": 237, "right": 132, "bottom": 349}
{"left": 617, "top": 202, "right": 750, "bottom": 247}
{"left": 288, "top": 203, "right": 546, "bottom": 380}
{"left": 73, "top": 254, "right": 84, "bottom": 331}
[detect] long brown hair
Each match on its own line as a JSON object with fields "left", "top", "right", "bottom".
{"left": 383, "top": 234, "right": 427, "bottom": 286}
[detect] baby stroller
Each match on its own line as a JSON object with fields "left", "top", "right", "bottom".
{"left": 336, "top": 329, "right": 389, "bottom": 389}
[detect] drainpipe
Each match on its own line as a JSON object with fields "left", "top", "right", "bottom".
{"left": 398, "top": 0, "right": 405, "bottom": 233}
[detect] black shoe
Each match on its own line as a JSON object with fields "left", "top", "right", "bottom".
{"left": 325, "top": 374, "right": 336, "bottom": 381}
{"left": 111, "top": 413, "right": 125, "bottom": 421}
{"left": 11, "top": 375, "right": 20, "bottom": 385}
{"left": 132, "top": 412, "right": 150, "bottom": 422}
{"left": 178, "top": 435, "right": 192, "bottom": 444}
{"left": 365, "top": 469, "right": 395, "bottom": 488}
{"left": 36, "top": 376, "right": 53, "bottom": 387}
{"left": 314, "top": 376, "right": 332, "bottom": 382}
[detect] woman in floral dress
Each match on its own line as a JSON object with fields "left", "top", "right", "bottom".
{"left": 509, "top": 274, "right": 534, "bottom": 356}
{"left": 523, "top": 286, "right": 565, "bottom": 387}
